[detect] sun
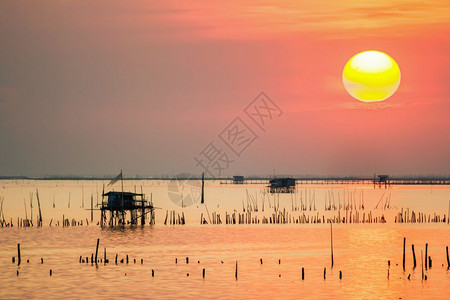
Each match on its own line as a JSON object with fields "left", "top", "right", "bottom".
{"left": 342, "top": 50, "right": 401, "bottom": 102}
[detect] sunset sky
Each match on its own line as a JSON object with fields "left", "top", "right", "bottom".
{"left": 1, "top": 0, "right": 449, "bottom": 177}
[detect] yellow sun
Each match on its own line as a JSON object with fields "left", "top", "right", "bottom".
{"left": 342, "top": 50, "right": 401, "bottom": 102}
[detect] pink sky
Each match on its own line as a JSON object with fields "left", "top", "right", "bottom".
{"left": 0, "top": 1, "right": 449, "bottom": 176}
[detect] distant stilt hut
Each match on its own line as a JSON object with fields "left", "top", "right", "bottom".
{"left": 100, "top": 191, "right": 155, "bottom": 226}
{"left": 233, "top": 176, "right": 244, "bottom": 184}
{"left": 268, "top": 178, "right": 296, "bottom": 193}
{"left": 374, "top": 174, "right": 390, "bottom": 189}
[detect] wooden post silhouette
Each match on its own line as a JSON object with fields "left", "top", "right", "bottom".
{"left": 448, "top": 200, "right": 450, "bottom": 224}
{"left": 90, "top": 194, "right": 93, "bottom": 223}
{"left": 17, "top": 243, "right": 21, "bottom": 266}
{"left": 446, "top": 246, "right": 449, "bottom": 269}
{"left": 421, "top": 250, "right": 424, "bottom": 280}
{"left": 402, "top": 237, "right": 406, "bottom": 271}
{"left": 331, "top": 223, "right": 334, "bottom": 268}
{"left": 412, "top": 244, "right": 417, "bottom": 269}
{"left": 201, "top": 172, "right": 205, "bottom": 204}
{"left": 36, "top": 190, "right": 42, "bottom": 227}
{"left": 94, "top": 238, "right": 99, "bottom": 265}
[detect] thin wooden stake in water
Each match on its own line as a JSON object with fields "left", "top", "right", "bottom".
{"left": 36, "top": 189, "right": 43, "bottom": 227}
{"left": 448, "top": 200, "right": 450, "bottom": 224}
{"left": 90, "top": 194, "right": 93, "bottom": 223}
{"left": 94, "top": 238, "right": 100, "bottom": 265}
{"left": 402, "top": 237, "right": 406, "bottom": 271}
{"left": 412, "top": 244, "right": 417, "bottom": 269}
{"left": 201, "top": 172, "right": 205, "bottom": 204}
{"left": 24, "top": 199, "right": 28, "bottom": 222}
{"left": 330, "top": 223, "right": 334, "bottom": 268}
{"left": 235, "top": 261, "right": 238, "bottom": 280}
{"left": 446, "top": 246, "right": 449, "bottom": 269}
{"left": 421, "top": 250, "right": 424, "bottom": 280}
{"left": 425, "top": 243, "right": 428, "bottom": 270}
{"left": 17, "top": 243, "right": 21, "bottom": 266}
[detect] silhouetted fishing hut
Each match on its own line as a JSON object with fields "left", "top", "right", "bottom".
{"left": 374, "top": 174, "right": 390, "bottom": 188}
{"left": 233, "top": 176, "right": 244, "bottom": 184}
{"left": 268, "top": 178, "right": 296, "bottom": 193}
{"left": 100, "top": 191, "right": 155, "bottom": 226}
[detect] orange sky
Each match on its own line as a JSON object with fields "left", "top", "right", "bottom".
{"left": 0, "top": 1, "right": 449, "bottom": 176}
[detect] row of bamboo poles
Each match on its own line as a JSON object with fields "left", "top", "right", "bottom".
{"left": 1, "top": 187, "right": 449, "bottom": 227}
{"left": 243, "top": 189, "right": 393, "bottom": 213}
{"left": 200, "top": 209, "right": 388, "bottom": 225}
{"left": 6, "top": 216, "right": 96, "bottom": 228}
{"left": 4, "top": 210, "right": 446, "bottom": 227}
{"left": 201, "top": 206, "right": 448, "bottom": 225}
{"left": 197, "top": 193, "right": 449, "bottom": 225}
{"left": 395, "top": 208, "right": 447, "bottom": 223}
{"left": 0, "top": 190, "right": 43, "bottom": 228}
{"left": 1, "top": 214, "right": 159, "bottom": 228}
{"left": 164, "top": 210, "right": 186, "bottom": 225}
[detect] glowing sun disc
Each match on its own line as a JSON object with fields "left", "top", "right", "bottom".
{"left": 342, "top": 50, "right": 401, "bottom": 102}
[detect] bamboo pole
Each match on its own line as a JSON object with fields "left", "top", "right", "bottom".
{"left": 94, "top": 238, "right": 100, "bottom": 265}
{"left": 421, "top": 250, "right": 424, "bottom": 280}
{"left": 91, "top": 194, "right": 94, "bottom": 223}
{"left": 402, "top": 237, "right": 406, "bottom": 271}
{"left": 446, "top": 246, "right": 449, "bottom": 269}
{"left": 17, "top": 243, "right": 21, "bottom": 266}
{"left": 201, "top": 172, "right": 205, "bottom": 204}
{"left": 36, "top": 189, "right": 42, "bottom": 227}
{"left": 331, "top": 223, "right": 334, "bottom": 268}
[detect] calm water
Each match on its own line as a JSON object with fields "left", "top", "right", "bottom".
{"left": 0, "top": 180, "right": 449, "bottom": 299}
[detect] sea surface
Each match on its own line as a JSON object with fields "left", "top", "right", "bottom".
{"left": 0, "top": 180, "right": 449, "bottom": 299}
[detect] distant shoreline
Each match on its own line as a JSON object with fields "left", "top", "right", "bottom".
{"left": 1, "top": 175, "right": 450, "bottom": 184}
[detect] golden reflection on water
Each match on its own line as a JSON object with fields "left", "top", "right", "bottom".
{"left": 0, "top": 225, "right": 449, "bottom": 299}
{"left": 0, "top": 180, "right": 449, "bottom": 299}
